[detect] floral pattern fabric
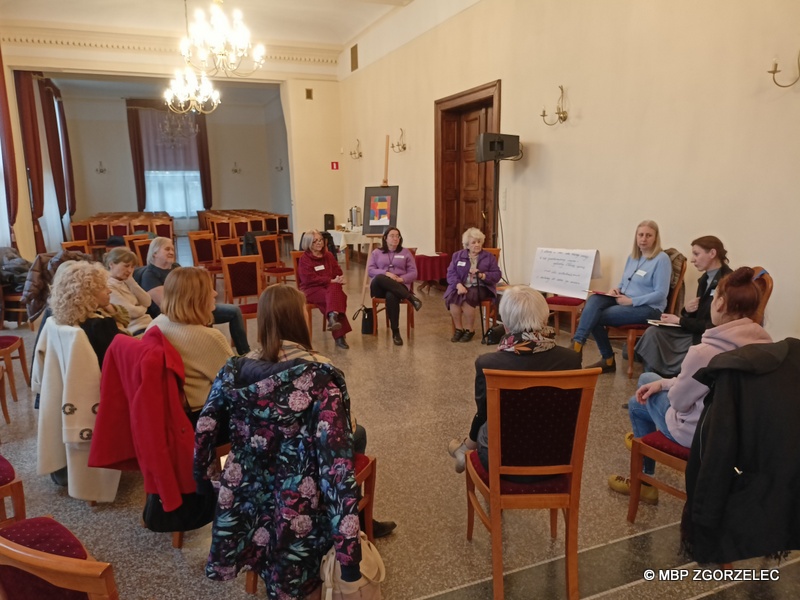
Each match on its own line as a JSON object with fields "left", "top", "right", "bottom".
{"left": 194, "top": 358, "right": 362, "bottom": 600}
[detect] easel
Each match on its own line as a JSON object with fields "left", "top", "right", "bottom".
{"left": 359, "top": 135, "right": 392, "bottom": 307}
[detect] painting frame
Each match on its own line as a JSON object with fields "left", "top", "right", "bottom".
{"left": 362, "top": 186, "right": 399, "bottom": 235}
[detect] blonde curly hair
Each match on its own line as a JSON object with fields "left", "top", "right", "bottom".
{"left": 49, "top": 261, "right": 109, "bottom": 326}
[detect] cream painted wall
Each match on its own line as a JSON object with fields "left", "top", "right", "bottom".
{"left": 338, "top": 0, "right": 800, "bottom": 339}
{"left": 281, "top": 79, "right": 344, "bottom": 245}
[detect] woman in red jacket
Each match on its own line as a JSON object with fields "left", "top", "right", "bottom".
{"left": 297, "top": 230, "right": 351, "bottom": 349}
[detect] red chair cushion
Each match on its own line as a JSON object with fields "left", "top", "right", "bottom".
{"left": 264, "top": 267, "right": 293, "bottom": 276}
{"left": 0, "top": 455, "right": 15, "bottom": 485}
{"left": 0, "top": 336, "right": 21, "bottom": 349}
{"left": 0, "top": 517, "right": 88, "bottom": 600}
{"left": 354, "top": 453, "right": 369, "bottom": 475}
{"left": 239, "top": 303, "right": 258, "bottom": 315}
{"left": 641, "top": 431, "right": 690, "bottom": 461}
{"left": 468, "top": 451, "right": 569, "bottom": 495}
{"left": 612, "top": 324, "right": 648, "bottom": 331}
{"left": 546, "top": 296, "right": 585, "bottom": 307}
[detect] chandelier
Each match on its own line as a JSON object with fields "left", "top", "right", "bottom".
{"left": 180, "top": 0, "right": 266, "bottom": 78}
{"left": 164, "top": 67, "right": 220, "bottom": 114}
{"left": 159, "top": 111, "right": 199, "bottom": 147}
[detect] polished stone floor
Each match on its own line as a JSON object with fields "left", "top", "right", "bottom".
{"left": 0, "top": 246, "right": 795, "bottom": 599}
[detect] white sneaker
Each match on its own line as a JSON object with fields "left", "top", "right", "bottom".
{"left": 448, "top": 438, "right": 469, "bottom": 473}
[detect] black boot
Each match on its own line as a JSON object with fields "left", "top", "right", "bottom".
{"left": 392, "top": 329, "right": 403, "bottom": 346}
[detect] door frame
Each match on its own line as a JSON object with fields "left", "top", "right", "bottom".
{"left": 434, "top": 80, "right": 501, "bottom": 253}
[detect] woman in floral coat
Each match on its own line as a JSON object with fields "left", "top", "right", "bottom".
{"left": 194, "top": 285, "right": 362, "bottom": 600}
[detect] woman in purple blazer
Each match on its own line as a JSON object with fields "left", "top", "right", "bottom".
{"left": 444, "top": 227, "right": 502, "bottom": 342}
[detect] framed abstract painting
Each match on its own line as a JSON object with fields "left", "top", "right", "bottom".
{"left": 362, "top": 186, "right": 399, "bottom": 234}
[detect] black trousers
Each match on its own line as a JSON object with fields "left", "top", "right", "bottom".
{"left": 370, "top": 274, "right": 413, "bottom": 331}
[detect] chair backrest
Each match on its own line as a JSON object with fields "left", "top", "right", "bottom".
{"left": 0, "top": 517, "right": 119, "bottom": 599}
{"left": 61, "top": 240, "right": 89, "bottom": 254}
{"left": 752, "top": 266, "right": 773, "bottom": 325}
{"left": 69, "top": 221, "right": 90, "bottom": 242}
{"left": 210, "top": 218, "right": 232, "bottom": 240}
{"left": 221, "top": 256, "right": 264, "bottom": 304}
{"left": 107, "top": 219, "right": 130, "bottom": 237}
{"left": 231, "top": 218, "right": 250, "bottom": 239}
{"left": 132, "top": 239, "right": 152, "bottom": 267}
{"left": 150, "top": 218, "right": 174, "bottom": 241}
{"left": 254, "top": 235, "right": 283, "bottom": 267}
{"left": 664, "top": 250, "right": 688, "bottom": 315}
{"left": 129, "top": 216, "right": 151, "bottom": 233}
{"left": 89, "top": 221, "right": 110, "bottom": 246}
{"left": 247, "top": 216, "right": 265, "bottom": 232}
{"left": 482, "top": 368, "right": 600, "bottom": 486}
{"left": 123, "top": 234, "right": 149, "bottom": 255}
{"left": 216, "top": 239, "right": 241, "bottom": 259}
{"left": 264, "top": 215, "right": 279, "bottom": 234}
{"left": 277, "top": 214, "right": 290, "bottom": 232}
{"left": 189, "top": 232, "right": 216, "bottom": 266}
{"left": 291, "top": 251, "right": 305, "bottom": 286}
{"left": 484, "top": 247, "right": 500, "bottom": 261}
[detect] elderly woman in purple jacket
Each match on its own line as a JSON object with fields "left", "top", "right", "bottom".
{"left": 367, "top": 227, "right": 422, "bottom": 346}
{"left": 445, "top": 227, "right": 502, "bottom": 342}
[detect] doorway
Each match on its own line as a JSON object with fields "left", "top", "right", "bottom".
{"left": 434, "top": 80, "right": 501, "bottom": 256}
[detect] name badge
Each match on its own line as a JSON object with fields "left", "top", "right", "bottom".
{"left": 314, "top": 265, "right": 325, "bottom": 272}
{"left": 635, "top": 269, "right": 647, "bottom": 277}
{"left": 710, "top": 289, "right": 716, "bottom": 296}
{"left": 393, "top": 255, "right": 404, "bottom": 261}
{"left": 457, "top": 261, "right": 467, "bottom": 267}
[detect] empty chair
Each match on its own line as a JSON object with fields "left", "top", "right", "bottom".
{"left": 188, "top": 231, "right": 222, "bottom": 283}
{"left": 0, "top": 335, "right": 30, "bottom": 404}
{"left": 69, "top": 221, "right": 90, "bottom": 243}
{"left": 254, "top": 234, "right": 294, "bottom": 284}
{"left": 216, "top": 238, "right": 241, "bottom": 259}
{"left": 149, "top": 218, "right": 174, "bottom": 242}
{"left": 0, "top": 516, "right": 119, "bottom": 599}
{"left": 61, "top": 240, "right": 90, "bottom": 254}
{"left": 0, "top": 453, "right": 26, "bottom": 526}
{"left": 221, "top": 256, "right": 264, "bottom": 324}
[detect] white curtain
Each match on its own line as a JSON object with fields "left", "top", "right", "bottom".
{"left": 0, "top": 157, "right": 10, "bottom": 247}
{"left": 138, "top": 109, "right": 203, "bottom": 218}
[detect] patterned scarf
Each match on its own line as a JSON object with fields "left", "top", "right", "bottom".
{"left": 497, "top": 327, "right": 557, "bottom": 355}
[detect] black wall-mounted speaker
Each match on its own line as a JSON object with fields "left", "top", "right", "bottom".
{"left": 475, "top": 133, "right": 520, "bottom": 163}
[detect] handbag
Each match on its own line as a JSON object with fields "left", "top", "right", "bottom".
{"left": 142, "top": 491, "right": 217, "bottom": 533}
{"left": 320, "top": 531, "right": 385, "bottom": 600}
{"left": 352, "top": 305, "right": 374, "bottom": 335}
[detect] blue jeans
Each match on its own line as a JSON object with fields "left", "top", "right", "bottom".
{"left": 212, "top": 303, "right": 250, "bottom": 355}
{"left": 573, "top": 295, "right": 660, "bottom": 359}
{"left": 627, "top": 372, "right": 677, "bottom": 474}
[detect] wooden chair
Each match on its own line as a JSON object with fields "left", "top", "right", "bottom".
{"left": 231, "top": 218, "right": 250, "bottom": 241}
{"left": 0, "top": 336, "right": 30, "bottom": 404}
{"left": 0, "top": 516, "right": 119, "bottom": 599}
{"left": 123, "top": 234, "right": 149, "bottom": 255}
{"left": 88, "top": 221, "right": 110, "bottom": 253}
{"left": 69, "top": 221, "right": 90, "bottom": 243}
{"left": 1, "top": 290, "right": 32, "bottom": 331}
{"left": 210, "top": 218, "right": 233, "bottom": 241}
{"left": 0, "top": 453, "right": 25, "bottom": 525}
{"left": 254, "top": 235, "right": 294, "bottom": 284}
{"left": 246, "top": 216, "right": 265, "bottom": 233}
{"left": 264, "top": 214, "right": 279, "bottom": 234}
{"left": 60, "top": 240, "right": 89, "bottom": 254}
{"left": 149, "top": 218, "right": 174, "bottom": 242}
{"left": 188, "top": 232, "right": 222, "bottom": 284}
{"left": 627, "top": 431, "right": 689, "bottom": 523}
{"left": 465, "top": 368, "right": 601, "bottom": 600}
{"left": 128, "top": 215, "right": 151, "bottom": 233}
{"left": 216, "top": 238, "right": 241, "bottom": 259}
{"left": 132, "top": 239, "right": 153, "bottom": 267}
{"left": 291, "top": 251, "right": 326, "bottom": 341}
{"left": 607, "top": 253, "right": 687, "bottom": 378}
{"left": 220, "top": 256, "right": 264, "bottom": 325}
{"left": 372, "top": 287, "right": 415, "bottom": 339}
{"left": 546, "top": 295, "right": 585, "bottom": 337}
{"left": 107, "top": 219, "right": 130, "bottom": 237}
{"left": 244, "top": 453, "right": 377, "bottom": 596}
{"left": 0, "top": 368, "right": 7, "bottom": 426}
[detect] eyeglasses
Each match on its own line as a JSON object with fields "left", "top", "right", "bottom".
{"left": 312, "top": 238, "right": 324, "bottom": 244}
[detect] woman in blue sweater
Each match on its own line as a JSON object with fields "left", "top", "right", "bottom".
{"left": 572, "top": 220, "right": 671, "bottom": 373}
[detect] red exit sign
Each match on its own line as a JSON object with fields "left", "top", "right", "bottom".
{"left": 331, "top": 162, "right": 339, "bottom": 170}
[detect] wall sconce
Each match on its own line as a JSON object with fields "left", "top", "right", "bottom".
{"left": 275, "top": 159, "right": 284, "bottom": 171}
{"left": 768, "top": 51, "right": 800, "bottom": 88}
{"left": 349, "top": 139, "right": 362, "bottom": 159}
{"left": 231, "top": 162, "right": 242, "bottom": 174}
{"left": 541, "top": 85, "right": 568, "bottom": 126}
{"left": 391, "top": 129, "right": 407, "bottom": 153}
{"left": 95, "top": 161, "right": 107, "bottom": 174}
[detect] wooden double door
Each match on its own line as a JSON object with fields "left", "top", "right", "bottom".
{"left": 435, "top": 81, "right": 501, "bottom": 257}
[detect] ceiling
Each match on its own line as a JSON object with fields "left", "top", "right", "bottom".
{"left": 0, "top": 0, "right": 412, "bottom": 47}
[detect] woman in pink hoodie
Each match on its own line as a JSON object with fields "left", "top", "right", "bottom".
{"left": 609, "top": 266, "right": 772, "bottom": 503}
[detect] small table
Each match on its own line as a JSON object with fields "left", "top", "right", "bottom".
{"left": 327, "top": 230, "right": 373, "bottom": 268}
{"left": 414, "top": 252, "right": 450, "bottom": 293}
